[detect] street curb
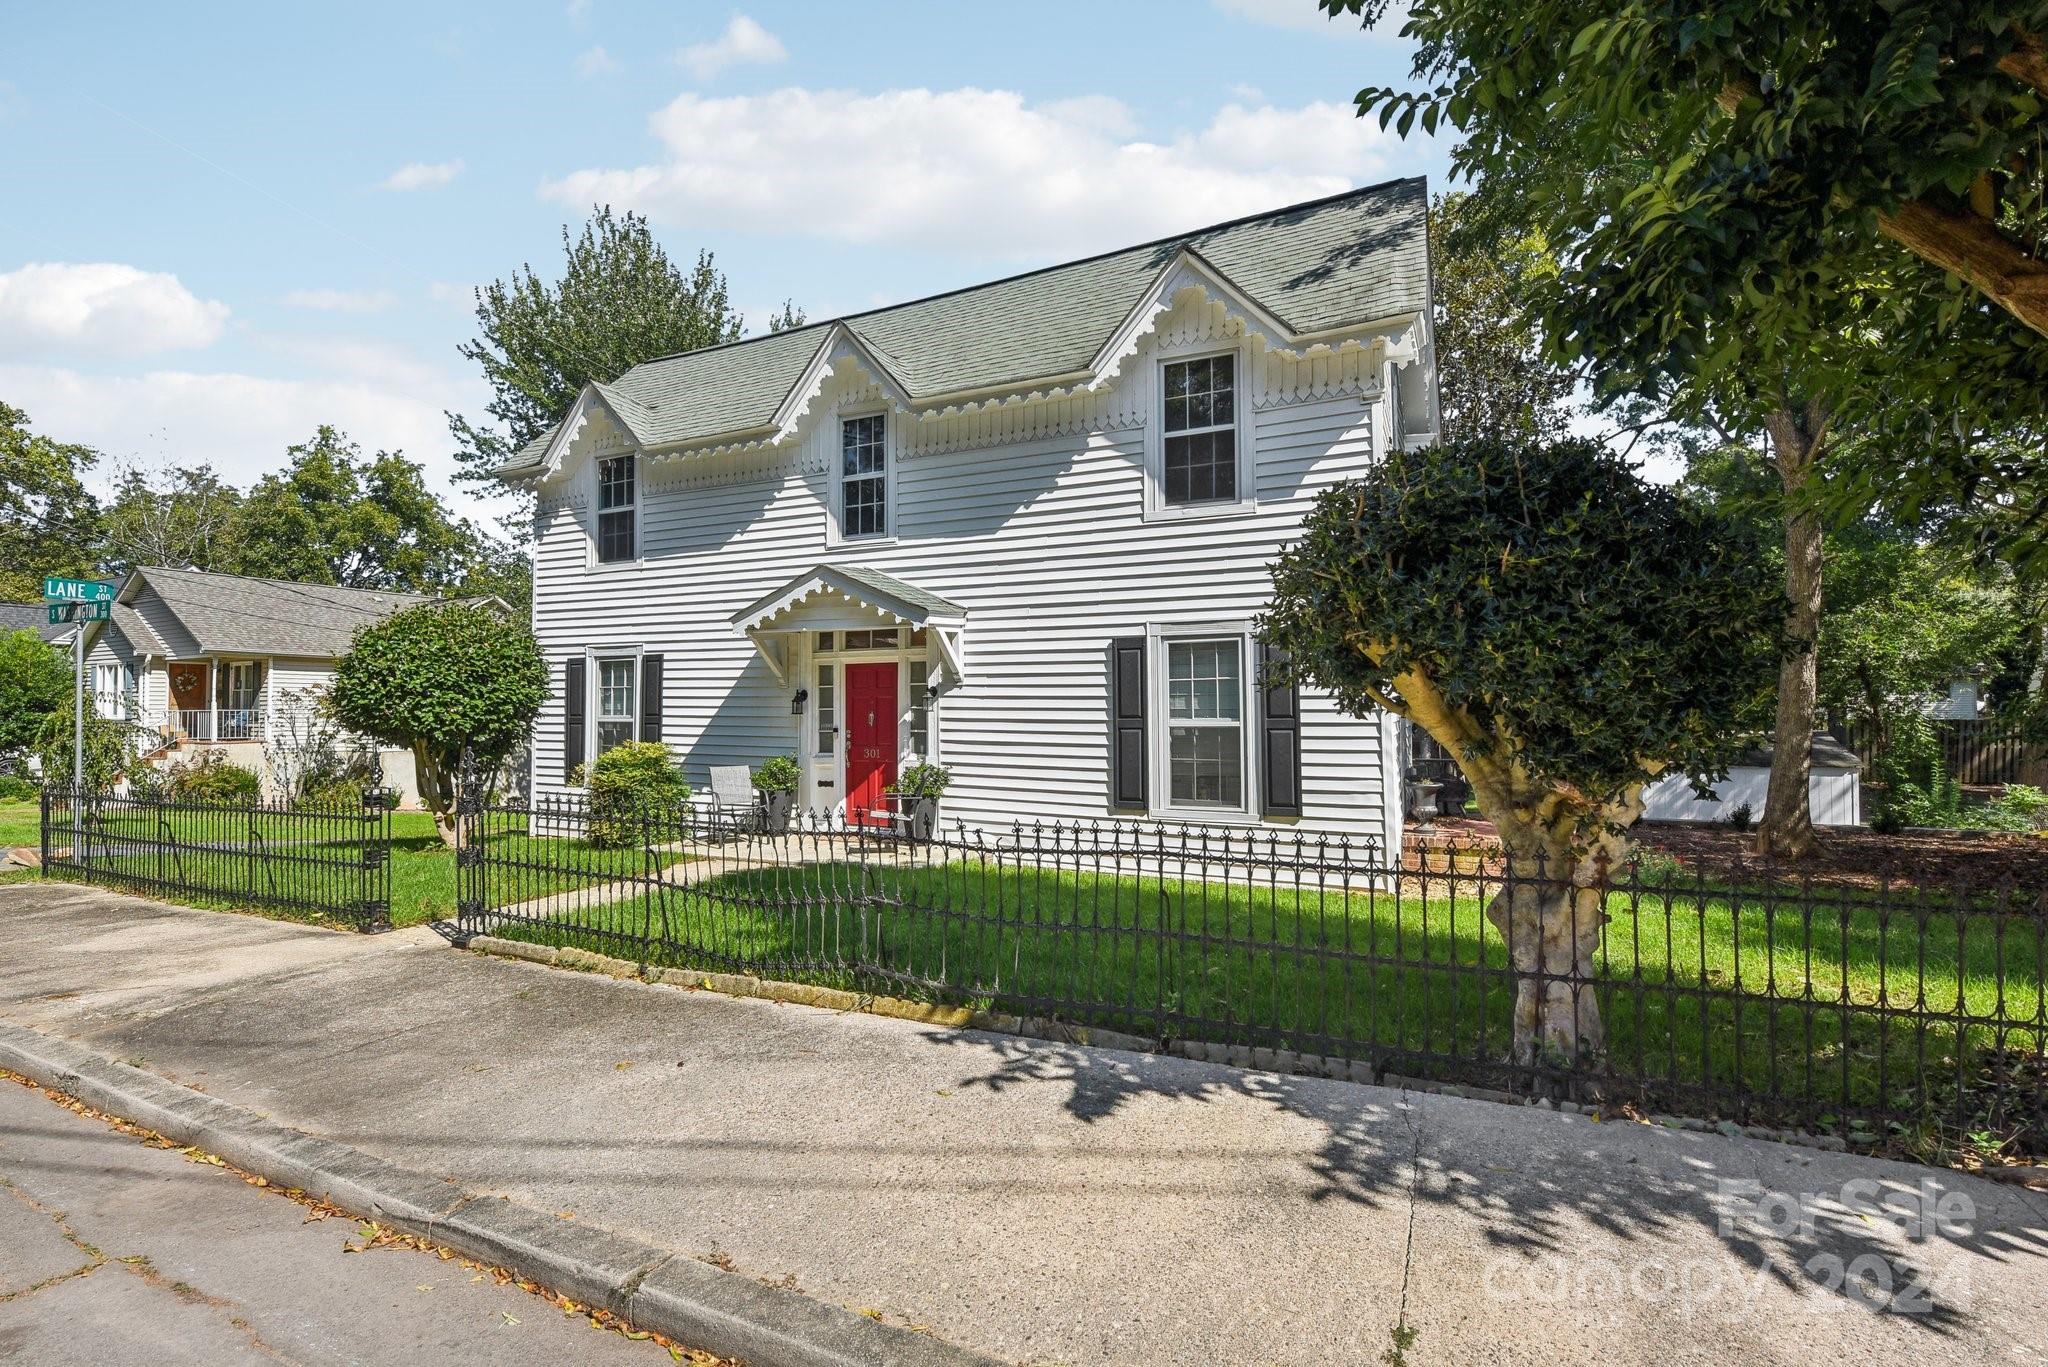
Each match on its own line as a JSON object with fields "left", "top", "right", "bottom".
{"left": 0, "top": 1019, "right": 1004, "bottom": 1367}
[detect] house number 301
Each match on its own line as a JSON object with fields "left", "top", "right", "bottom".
{"left": 861, "top": 747, "right": 881, "bottom": 760}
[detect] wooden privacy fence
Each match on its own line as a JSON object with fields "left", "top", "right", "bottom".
{"left": 1838, "top": 716, "right": 2035, "bottom": 788}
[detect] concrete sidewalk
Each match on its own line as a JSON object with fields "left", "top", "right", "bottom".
{"left": 4, "top": 881, "right": 2046, "bottom": 1366}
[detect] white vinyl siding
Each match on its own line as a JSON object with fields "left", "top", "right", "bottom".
{"left": 529, "top": 296, "right": 1398, "bottom": 848}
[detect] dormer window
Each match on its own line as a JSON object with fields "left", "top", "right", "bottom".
{"left": 840, "top": 415, "right": 886, "bottom": 539}
{"left": 596, "top": 455, "right": 636, "bottom": 563}
{"left": 1161, "top": 355, "right": 1237, "bottom": 505}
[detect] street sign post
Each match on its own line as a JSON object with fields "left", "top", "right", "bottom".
{"left": 42, "top": 579, "right": 115, "bottom": 831}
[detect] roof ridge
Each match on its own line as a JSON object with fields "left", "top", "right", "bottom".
{"left": 139, "top": 565, "right": 434, "bottom": 600}
{"left": 619, "top": 176, "right": 1427, "bottom": 376}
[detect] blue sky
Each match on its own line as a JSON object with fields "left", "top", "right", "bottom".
{"left": 0, "top": 1, "right": 1444, "bottom": 521}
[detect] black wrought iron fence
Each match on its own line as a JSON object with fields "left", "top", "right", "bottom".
{"left": 41, "top": 786, "right": 394, "bottom": 930}
{"left": 455, "top": 791, "right": 2047, "bottom": 1153}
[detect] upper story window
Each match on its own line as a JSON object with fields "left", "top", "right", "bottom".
{"left": 596, "top": 456, "right": 636, "bottom": 563}
{"left": 1161, "top": 355, "right": 1237, "bottom": 506}
{"left": 840, "top": 415, "right": 887, "bottom": 539}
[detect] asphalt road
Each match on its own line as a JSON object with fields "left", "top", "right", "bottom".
{"left": 0, "top": 1073, "right": 684, "bottom": 1366}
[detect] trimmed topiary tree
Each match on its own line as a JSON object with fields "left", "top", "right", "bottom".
{"left": 1260, "top": 436, "right": 1777, "bottom": 1067}
{"left": 329, "top": 602, "right": 548, "bottom": 846}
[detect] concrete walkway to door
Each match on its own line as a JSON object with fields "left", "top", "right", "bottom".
{"left": 3, "top": 879, "right": 2046, "bottom": 1366}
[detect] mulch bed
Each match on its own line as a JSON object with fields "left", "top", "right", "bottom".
{"left": 1406, "top": 816, "right": 2048, "bottom": 893}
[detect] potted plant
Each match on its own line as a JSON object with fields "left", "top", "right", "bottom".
{"left": 752, "top": 754, "right": 801, "bottom": 833}
{"left": 886, "top": 762, "right": 952, "bottom": 841}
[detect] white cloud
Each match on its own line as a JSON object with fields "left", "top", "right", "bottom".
{"left": 1212, "top": 0, "right": 1380, "bottom": 35}
{"left": 280, "top": 287, "right": 396, "bottom": 313}
{"left": 427, "top": 281, "right": 478, "bottom": 309}
{"left": 0, "top": 354, "right": 505, "bottom": 518}
{"left": 379, "top": 159, "right": 465, "bottom": 191}
{"left": 566, "top": 0, "right": 592, "bottom": 23}
{"left": 575, "top": 44, "right": 619, "bottom": 77}
{"left": 542, "top": 88, "right": 1409, "bottom": 259}
{"left": 0, "top": 262, "right": 229, "bottom": 357}
{"left": 677, "top": 15, "right": 786, "bottom": 80}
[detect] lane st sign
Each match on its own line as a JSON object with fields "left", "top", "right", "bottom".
{"left": 47, "top": 602, "right": 112, "bottom": 624}
{"left": 44, "top": 576, "right": 114, "bottom": 604}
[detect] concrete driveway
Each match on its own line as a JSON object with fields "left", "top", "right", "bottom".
{"left": 3, "top": 880, "right": 2045, "bottom": 1366}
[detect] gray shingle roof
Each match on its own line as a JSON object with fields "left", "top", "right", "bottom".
{"left": 501, "top": 178, "right": 1428, "bottom": 472}
{"left": 0, "top": 602, "right": 67, "bottom": 643}
{"left": 130, "top": 568, "right": 436, "bottom": 659}
{"left": 820, "top": 564, "right": 964, "bottom": 617}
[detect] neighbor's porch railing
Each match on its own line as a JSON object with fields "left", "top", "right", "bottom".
{"left": 144, "top": 706, "right": 267, "bottom": 743}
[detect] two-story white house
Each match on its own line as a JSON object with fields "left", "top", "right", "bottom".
{"left": 500, "top": 179, "right": 1437, "bottom": 856}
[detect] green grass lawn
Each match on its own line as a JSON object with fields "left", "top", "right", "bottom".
{"left": 493, "top": 856, "right": 2047, "bottom": 1142}
{"left": 30, "top": 804, "right": 661, "bottom": 930}
{"left": 0, "top": 799, "right": 39, "bottom": 849}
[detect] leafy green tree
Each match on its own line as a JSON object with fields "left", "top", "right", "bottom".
{"left": 1430, "top": 192, "right": 1576, "bottom": 445}
{"left": 0, "top": 402, "right": 101, "bottom": 601}
{"left": 227, "top": 427, "right": 497, "bottom": 593}
{"left": 1261, "top": 436, "right": 1777, "bottom": 1065}
{"left": 328, "top": 602, "right": 548, "bottom": 846}
{"left": 101, "top": 459, "right": 242, "bottom": 575}
{"left": 0, "top": 629, "right": 69, "bottom": 758}
{"left": 1326, "top": 1, "right": 2048, "bottom": 339}
{"left": 447, "top": 207, "right": 748, "bottom": 522}
{"left": 1819, "top": 533, "right": 2019, "bottom": 764}
{"left": 33, "top": 707, "right": 135, "bottom": 794}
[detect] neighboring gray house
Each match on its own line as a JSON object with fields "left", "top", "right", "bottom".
{"left": 499, "top": 180, "right": 1438, "bottom": 849}
{"left": 79, "top": 567, "right": 440, "bottom": 801}
{"left": 0, "top": 601, "right": 73, "bottom": 645}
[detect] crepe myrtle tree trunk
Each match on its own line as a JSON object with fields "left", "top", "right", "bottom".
{"left": 1756, "top": 400, "right": 1831, "bottom": 859}
{"left": 412, "top": 742, "right": 463, "bottom": 849}
{"left": 1394, "top": 665, "right": 1650, "bottom": 1068}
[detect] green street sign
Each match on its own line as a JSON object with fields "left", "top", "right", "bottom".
{"left": 43, "top": 576, "right": 114, "bottom": 604}
{"left": 46, "top": 601, "right": 111, "bottom": 624}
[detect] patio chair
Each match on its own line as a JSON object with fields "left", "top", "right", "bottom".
{"left": 702, "top": 765, "right": 760, "bottom": 839}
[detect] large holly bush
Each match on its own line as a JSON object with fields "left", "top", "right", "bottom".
{"left": 1261, "top": 436, "right": 1780, "bottom": 826}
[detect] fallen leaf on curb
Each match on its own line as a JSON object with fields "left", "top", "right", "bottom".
{"left": 857, "top": 1308, "right": 883, "bottom": 1320}
{"left": 500, "top": 1312, "right": 521, "bottom": 1326}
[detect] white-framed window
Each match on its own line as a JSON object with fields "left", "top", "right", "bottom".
{"left": 1162, "top": 354, "right": 1237, "bottom": 505}
{"left": 91, "top": 662, "right": 130, "bottom": 720}
{"left": 595, "top": 455, "right": 637, "bottom": 563}
{"left": 594, "top": 656, "right": 637, "bottom": 754}
{"left": 839, "top": 414, "right": 887, "bottom": 540}
{"left": 815, "top": 661, "right": 836, "bottom": 754}
{"left": 907, "top": 657, "right": 930, "bottom": 758}
{"left": 1160, "top": 635, "right": 1246, "bottom": 812}
{"left": 1147, "top": 346, "right": 1253, "bottom": 519}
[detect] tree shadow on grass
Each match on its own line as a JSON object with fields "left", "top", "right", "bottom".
{"left": 919, "top": 1027, "right": 2048, "bottom": 1336}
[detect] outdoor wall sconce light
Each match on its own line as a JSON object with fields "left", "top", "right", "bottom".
{"left": 791, "top": 688, "right": 808, "bottom": 715}
{"left": 925, "top": 681, "right": 941, "bottom": 701}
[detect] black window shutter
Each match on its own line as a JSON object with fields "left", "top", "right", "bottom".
{"left": 640, "top": 654, "right": 664, "bottom": 744}
{"left": 1258, "top": 642, "right": 1302, "bottom": 817}
{"left": 564, "top": 658, "right": 586, "bottom": 776}
{"left": 1108, "top": 636, "right": 1147, "bottom": 808}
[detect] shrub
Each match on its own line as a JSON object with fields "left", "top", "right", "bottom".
{"left": 888, "top": 762, "right": 953, "bottom": 801}
{"left": 0, "top": 773, "right": 36, "bottom": 801}
{"left": 752, "top": 755, "right": 801, "bottom": 793}
{"left": 164, "top": 749, "right": 261, "bottom": 804}
{"left": 1727, "top": 801, "right": 1753, "bottom": 832}
{"left": 583, "top": 741, "right": 689, "bottom": 848}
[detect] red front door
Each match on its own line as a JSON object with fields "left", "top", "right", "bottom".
{"left": 845, "top": 662, "right": 899, "bottom": 826}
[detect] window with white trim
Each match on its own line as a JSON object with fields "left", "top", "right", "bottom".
{"left": 594, "top": 657, "right": 637, "bottom": 754}
{"left": 1161, "top": 355, "right": 1237, "bottom": 506}
{"left": 908, "top": 657, "right": 930, "bottom": 757}
{"left": 596, "top": 456, "right": 636, "bottom": 563}
{"left": 91, "top": 663, "right": 130, "bottom": 720}
{"left": 840, "top": 415, "right": 886, "bottom": 539}
{"left": 815, "top": 662, "right": 836, "bottom": 754}
{"left": 1164, "top": 637, "right": 1244, "bottom": 809}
